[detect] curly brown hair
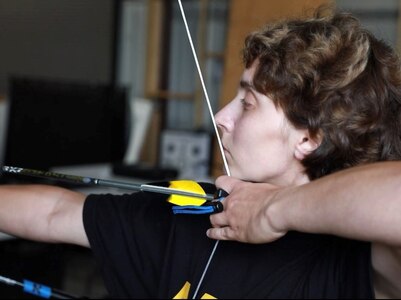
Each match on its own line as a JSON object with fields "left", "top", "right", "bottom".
{"left": 243, "top": 7, "right": 401, "bottom": 180}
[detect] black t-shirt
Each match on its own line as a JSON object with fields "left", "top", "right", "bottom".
{"left": 83, "top": 190, "right": 374, "bottom": 299}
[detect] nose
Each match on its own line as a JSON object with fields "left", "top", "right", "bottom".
{"left": 215, "top": 101, "right": 236, "bottom": 134}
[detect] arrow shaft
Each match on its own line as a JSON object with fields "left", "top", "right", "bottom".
{"left": 2, "top": 166, "right": 214, "bottom": 200}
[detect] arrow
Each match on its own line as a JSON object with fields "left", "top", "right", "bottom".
{"left": 1, "top": 166, "right": 216, "bottom": 201}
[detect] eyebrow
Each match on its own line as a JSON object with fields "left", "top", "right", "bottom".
{"left": 239, "top": 80, "right": 255, "bottom": 90}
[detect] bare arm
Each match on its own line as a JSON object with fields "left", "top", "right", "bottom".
{"left": 0, "top": 184, "right": 89, "bottom": 247}
{"left": 209, "top": 161, "right": 401, "bottom": 244}
{"left": 274, "top": 162, "right": 401, "bottom": 245}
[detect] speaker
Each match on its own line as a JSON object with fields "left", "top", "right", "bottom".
{"left": 160, "top": 130, "right": 212, "bottom": 180}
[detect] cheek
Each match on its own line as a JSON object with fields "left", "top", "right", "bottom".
{"left": 234, "top": 116, "right": 284, "bottom": 148}
{"left": 231, "top": 121, "right": 272, "bottom": 165}
{"left": 230, "top": 118, "right": 292, "bottom": 179}
{"left": 231, "top": 119, "right": 261, "bottom": 149}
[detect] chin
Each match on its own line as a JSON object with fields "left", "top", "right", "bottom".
{"left": 227, "top": 163, "right": 259, "bottom": 181}
{"left": 229, "top": 168, "right": 251, "bottom": 181}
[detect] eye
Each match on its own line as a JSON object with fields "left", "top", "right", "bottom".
{"left": 240, "top": 98, "right": 254, "bottom": 110}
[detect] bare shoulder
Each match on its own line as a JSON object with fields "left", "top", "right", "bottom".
{"left": 372, "top": 243, "right": 401, "bottom": 298}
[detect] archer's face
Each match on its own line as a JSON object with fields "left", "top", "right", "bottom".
{"left": 215, "top": 61, "right": 309, "bottom": 186}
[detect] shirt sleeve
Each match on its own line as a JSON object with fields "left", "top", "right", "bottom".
{"left": 82, "top": 191, "right": 174, "bottom": 298}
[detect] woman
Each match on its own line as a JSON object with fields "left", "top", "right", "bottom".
{"left": 209, "top": 7, "right": 401, "bottom": 298}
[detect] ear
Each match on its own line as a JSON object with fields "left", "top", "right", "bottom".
{"left": 294, "top": 131, "right": 321, "bottom": 161}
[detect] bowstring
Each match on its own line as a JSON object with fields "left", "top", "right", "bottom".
{"left": 177, "top": 0, "right": 231, "bottom": 298}
{"left": 177, "top": 0, "right": 231, "bottom": 178}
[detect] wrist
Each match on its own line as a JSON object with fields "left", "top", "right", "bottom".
{"left": 265, "top": 187, "right": 293, "bottom": 235}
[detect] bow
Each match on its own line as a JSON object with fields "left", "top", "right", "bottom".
{"left": 0, "top": 275, "right": 83, "bottom": 299}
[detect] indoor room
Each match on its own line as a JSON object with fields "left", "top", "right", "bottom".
{"left": 0, "top": 0, "right": 399, "bottom": 298}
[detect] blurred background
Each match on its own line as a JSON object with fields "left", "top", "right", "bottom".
{"left": 0, "top": 0, "right": 399, "bottom": 298}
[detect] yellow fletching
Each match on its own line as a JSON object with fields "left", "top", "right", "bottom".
{"left": 167, "top": 180, "right": 207, "bottom": 206}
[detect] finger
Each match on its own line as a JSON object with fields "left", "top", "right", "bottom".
{"left": 209, "top": 208, "right": 227, "bottom": 227}
{"left": 215, "top": 175, "right": 241, "bottom": 194}
{"left": 206, "top": 226, "right": 236, "bottom": 241}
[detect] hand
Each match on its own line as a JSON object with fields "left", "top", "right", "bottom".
{"left": 207, "top": 176, "right": 288, "bottom": 243}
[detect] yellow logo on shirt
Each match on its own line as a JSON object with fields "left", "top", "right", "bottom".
{"left": 173, "top": 281, "right": 216, "bottom": 299}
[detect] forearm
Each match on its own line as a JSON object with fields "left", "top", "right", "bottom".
{"left": 0, "top": 184, "right": 85, "bottom": 244}
{"left": 273, "top": 162, "right": 401, "bottom": 245}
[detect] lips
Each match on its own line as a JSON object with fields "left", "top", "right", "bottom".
{"left": 222, "top": 145, "right": 231, "bottom": 157}
{"left": 220, "top": 140, "right": 231, "bottom": 157}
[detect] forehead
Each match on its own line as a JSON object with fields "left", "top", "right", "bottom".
{"left": 240, "top": 63, "right": 257, "bottom": 88}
